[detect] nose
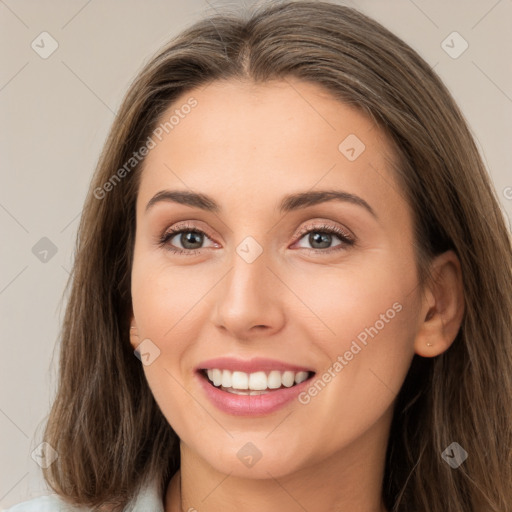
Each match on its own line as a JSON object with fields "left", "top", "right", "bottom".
{"left": 212, "top": 248, "right": 286, "bottom": 341}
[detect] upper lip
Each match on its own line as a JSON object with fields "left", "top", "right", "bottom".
{"left": 197, "top": 357, "right": 315, "bottom": 374}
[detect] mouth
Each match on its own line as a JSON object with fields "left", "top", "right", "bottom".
{"left": 195, "top": 356, "right": 317, "bottom": 415}
{"left": 198, "top": 368, "right": 316, "bottom": 395}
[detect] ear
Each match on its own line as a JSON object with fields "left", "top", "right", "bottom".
{"left": 129, "top": 315, "right": 140, "bottom": 350}
{"left": 414, "top": 250, "right": 465, "bottom": 357}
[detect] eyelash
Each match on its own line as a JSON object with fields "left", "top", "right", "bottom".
{"left": 158, "top": 221, "right": 356, "bottom": 256}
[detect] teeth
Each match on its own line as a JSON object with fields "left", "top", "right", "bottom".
{"left": 282, "top": 371, "right": 295, "bottom": 387}
{"left": 232, "top": 371, "right": 249, "bottom": 390}
{"left": 249, "top": 371, "right": 267, "bottom": 390}
{"left": 221, "top": 371, "right": 232, "bottom": 388}
{"left": 267, "top": 371, "right": 282, "bottom": 389}
{"left": 204, "top": 369, "right": 311, "bottom": 391}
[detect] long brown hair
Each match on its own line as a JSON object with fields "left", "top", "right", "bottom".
{"left": 42, "top": 1, "right": 512, "bottom": 510}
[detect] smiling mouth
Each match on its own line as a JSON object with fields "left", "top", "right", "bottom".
{"left": 199, "top": 368, "right": 316, "bottom": 395}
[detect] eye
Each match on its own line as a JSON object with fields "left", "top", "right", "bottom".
{"left": 292, "top": 222, "right": 355, "bottom": 253}
{"left": 158, "top": 221, "right": 355, "bottom": 256}
{"left": 158, "top": 222, "right": 218, "bottom": 256}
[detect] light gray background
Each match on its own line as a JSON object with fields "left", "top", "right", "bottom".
{"left": 1, "top": 0, "right": 511, "bottom": 508}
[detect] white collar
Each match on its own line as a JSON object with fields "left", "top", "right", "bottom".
{"left": 124, "top": 477, "right": 165, "bottom": 512}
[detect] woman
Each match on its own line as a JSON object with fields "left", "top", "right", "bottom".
{"left": 7, "top": 1, "right": 511, "bottom": 511}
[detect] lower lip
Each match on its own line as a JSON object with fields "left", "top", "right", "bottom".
{"left": 197, "top": 371, "right": 314, "bottom": 416}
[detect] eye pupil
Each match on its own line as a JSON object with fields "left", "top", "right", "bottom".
{"left": 309, "top": 232, "right": 332, "bottom": 249}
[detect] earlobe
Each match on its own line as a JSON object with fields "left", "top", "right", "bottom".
{"left": 414, "top": 250, "right": 465, "bottom": 358}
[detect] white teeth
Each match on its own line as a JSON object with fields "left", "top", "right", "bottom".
{"left": 249, "top": 371, "right": 268, "bottom": 390}
{"left": 267, "top": 371, "right": 282, "bottom": 389}
{"left": 231, "top": 371, "right": 249, "bottom": 390}
{"left": 221, "top": 371, "right": 232, "bottom": 388}
{"left": 204, "top": 368, "right": 312, "bottom": 391}
{"left": 282, "top": 371, "right": 295, "bottom": 388}
{"left": 295, "top": 371, "right": 309, "bottom": 384}
{"left": 212, "top": 369, "right": 222, "bottom": 386}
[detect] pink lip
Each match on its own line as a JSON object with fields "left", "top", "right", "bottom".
{"left": 196, "top": 356, "right": 314, "bottom": 373}
{"left": 196, "top": 370, "right": 314, "bottom": 416}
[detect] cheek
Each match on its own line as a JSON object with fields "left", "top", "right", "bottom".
{"left": 290, "top": 250, "right": 419, "bottom": 438}
{"left": 130, "top": 252, "right": 219, "bottom": 427}
{"left": 131, "top": 250, "right": 212, "bottom": 341}
{"left": 290, "top": 247, "right": 418, "bottom": 349}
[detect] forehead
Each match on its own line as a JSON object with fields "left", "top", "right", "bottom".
{"left": 137, "top": 78, "right": 404, "bottom": 219}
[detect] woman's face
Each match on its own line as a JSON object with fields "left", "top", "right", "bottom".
{"left": 130, "top": 78, "right": 425, "bottom": 479}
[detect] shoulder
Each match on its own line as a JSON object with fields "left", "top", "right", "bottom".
{"left": 3, "top": 493, "right": 89, "bottom": 511}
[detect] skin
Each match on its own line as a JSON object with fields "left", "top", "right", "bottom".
{"left": 129, "top": 78, "right": 464, "bottom": 512}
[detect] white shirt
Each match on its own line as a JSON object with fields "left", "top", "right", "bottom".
{"left": 2, "top": 478, "right": 164, "bottom": 512}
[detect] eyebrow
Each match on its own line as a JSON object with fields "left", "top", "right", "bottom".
{"left": 145, "top": 189, "right": 377, "bottom": 218}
